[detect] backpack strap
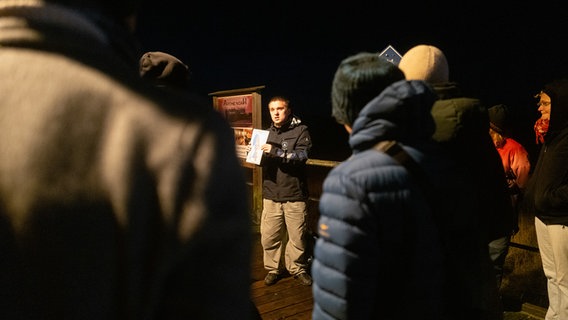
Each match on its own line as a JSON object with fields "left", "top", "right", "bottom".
{"left": 373, "top": 140, "right": 431, "bottom": 197}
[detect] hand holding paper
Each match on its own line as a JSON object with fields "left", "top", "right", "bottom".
{"left": 246, "top": 129, "right": 269, "bottom": 165}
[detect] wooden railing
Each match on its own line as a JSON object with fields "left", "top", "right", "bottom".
{"left": 246, "top": 157, "right": 547, "bottom": 307}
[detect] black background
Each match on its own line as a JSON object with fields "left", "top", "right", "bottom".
{"left": 134, "top": 1, "right": 568, "bottom": 162}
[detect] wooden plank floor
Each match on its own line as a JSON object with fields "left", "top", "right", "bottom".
{"left": 250, "top": 231, "right": 313, "bottom": 320}
{"left": 249, "top": 230, "right": 547, "bottom": 320}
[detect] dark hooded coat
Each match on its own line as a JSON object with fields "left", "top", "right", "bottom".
{"left": 260, "top": 115, "right": 312, "bottom": 202}
{"left": 0, "top": 2, "right": 251, "bottom": 319}
{"left": 432, "top": 82, "right": 516, "bottom": 241}
{"left": 524, "top": 79, "right": 568, "bottom": 225}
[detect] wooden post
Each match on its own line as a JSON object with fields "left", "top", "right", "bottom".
{"left": 210, "top": 86, "right": 265, "bottom": 228}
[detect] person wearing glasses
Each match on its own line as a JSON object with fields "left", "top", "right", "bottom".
{"left": 523, "top": 79, "right": 568, "bottom": 320}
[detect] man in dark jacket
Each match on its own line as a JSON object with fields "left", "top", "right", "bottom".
{"left": 0, "top": 1, "right": 252, "bottom": 319}
{"left": 524, "top": 79, "right": 568, "bottom": 320}
{"left": 312, "top": 52, "right": 500, "bottom": 319}
{"left": 399, "top": 44, "right": 514, "bottom": 310}
{"left": 255, "top": 96, "right": 313, "bottom": 286}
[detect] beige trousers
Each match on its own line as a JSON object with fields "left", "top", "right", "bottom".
{"left": 260, "top": 199, "right": 309, "bottom": 276}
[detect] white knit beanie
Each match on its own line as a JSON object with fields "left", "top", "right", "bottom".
{"left": 398, "top": 45, "right": 449, "bottom": 84}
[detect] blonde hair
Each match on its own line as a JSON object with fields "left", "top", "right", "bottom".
{"left": 489, "top": 128, "right": 506, "bottom": 149}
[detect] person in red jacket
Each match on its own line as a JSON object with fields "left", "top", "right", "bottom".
{"left": 487, "top": 104, "right": 531, "bottom": 289}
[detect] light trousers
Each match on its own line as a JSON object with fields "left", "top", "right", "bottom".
{"left": 260, "top": 199, "right": 308, "bottom": 276}
{"left": 535, "top": 217, "right": 568, "bottom": 320}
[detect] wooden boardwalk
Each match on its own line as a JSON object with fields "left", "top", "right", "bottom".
{"left": 249, "top": 230, "right": 547, "bottom": 320}
{"left": 250, "top": 232, "right": 313, "bottom": 320}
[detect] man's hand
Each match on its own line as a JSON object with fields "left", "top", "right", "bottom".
{"left": 261, "top": 144, "right": 272, "bottom": 153}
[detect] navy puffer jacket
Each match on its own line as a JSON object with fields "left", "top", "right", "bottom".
{"left": 312, "top": 80, "right": 494, "bottom": 319}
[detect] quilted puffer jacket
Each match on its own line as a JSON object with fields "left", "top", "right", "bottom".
{"left": 312, "top": 80, "right": 499, "bottom": 320}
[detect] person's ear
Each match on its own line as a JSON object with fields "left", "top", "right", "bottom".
{"left": 344, "top": 124, "right": 352, "bottom": 134}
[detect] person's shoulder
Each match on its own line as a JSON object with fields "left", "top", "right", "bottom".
{"left": 140, "top": 84, "right": 216, "bottom": 117}
{"left": 329, "top": 148, "right": 408, "bottom": 181}
{"left": 431, "top": 82, "right": 482, "bottom": 111}
{"left": 434, "top": 95, "right": 483, "bottom": 111}
{"left": 119, "top": 83, "right": 233, "bottom": 139}
{"left": 506, "top": 138, "right": 528, "bottom": 150}
{"left": 298, "top": 123, "right": 310, "bottom": 131}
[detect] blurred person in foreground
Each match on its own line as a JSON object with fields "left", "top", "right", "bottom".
{"left": 523, "top": 79, "right": 568, "bottom": 320}
{"left": 139, "top": 47, "right": 264, "bottom": 320}
{"left": 311, "top": 52, "right": 500, "bottom": 319}
{"left": 0, "top": 0, "right": 252, "bottom": 319}
{"left": 487, "top": 104, "right": 531, "bottom": 289}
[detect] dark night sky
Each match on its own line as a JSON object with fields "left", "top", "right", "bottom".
{"left": 134, "top": 2, "right": 568, "bottom": 161}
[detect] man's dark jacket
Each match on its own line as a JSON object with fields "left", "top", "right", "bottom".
{"left": 261, "top": 116, "right": 312, "bottom": 202}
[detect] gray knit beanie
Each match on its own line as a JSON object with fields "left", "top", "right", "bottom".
{"left": 331, "top": 52, "right": 405, "bottom": 126}
{"left": 139, "top": 51, "right": 190, "bottom": 89}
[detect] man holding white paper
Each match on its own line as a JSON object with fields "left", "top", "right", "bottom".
{"left": 249, "top": 96, "right": 313, "bottom": 286}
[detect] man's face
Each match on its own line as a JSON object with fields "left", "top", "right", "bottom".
{"left": 538, "top": 92, "right": 551, "bottom": 120}
{"left": 268, "top": 100, "right": 290, "bottom": 127}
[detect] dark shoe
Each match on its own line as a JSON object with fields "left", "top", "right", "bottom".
{"left": 264, "top": 273, "right": 279, "bottom": 286}
{"left": 295, "top": 272, "right": 312, "bottom": 286}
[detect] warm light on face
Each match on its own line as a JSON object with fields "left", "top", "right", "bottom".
{"left": 537, "top": 101, "right": 551, "bottom": 107}
{"left": 537, "top": 92, "right": 552, "bottom": 120}
{"left": 268, "top": 100, "right": 290, "bottom": 127}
